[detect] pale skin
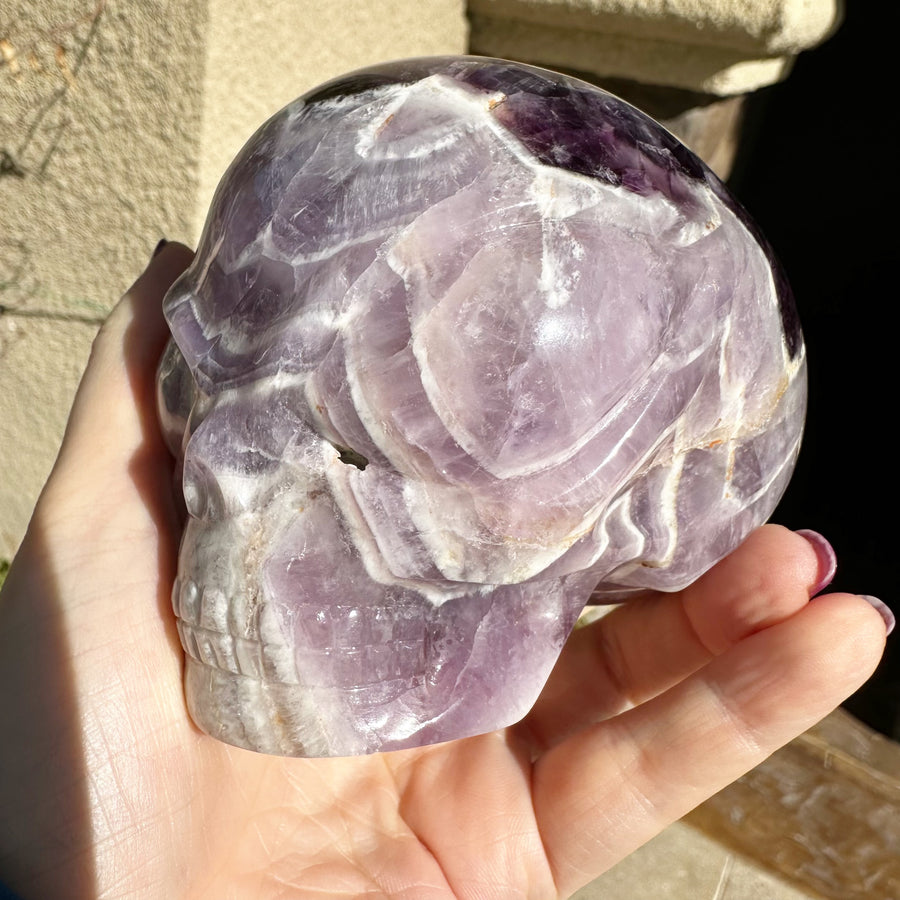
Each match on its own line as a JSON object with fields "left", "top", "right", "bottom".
{"left": 0, "top": 243, "right": 888, "bottom": 900}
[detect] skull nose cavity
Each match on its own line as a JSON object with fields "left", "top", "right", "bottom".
{"left": 183, "top": 458, "right": 227, "bottom": 520}
{"left": 329, "top": 441, "right": 369, "bottom": 471}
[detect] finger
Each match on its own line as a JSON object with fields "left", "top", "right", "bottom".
{"left": 533, "top": 591, "right": 887, "bottom": 897}
{"left": 517, "top": 525, "right": 837, "bottom": 753}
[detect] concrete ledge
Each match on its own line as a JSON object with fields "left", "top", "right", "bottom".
{"left": 468, "top": 0, "right": 841, "bottom": 93}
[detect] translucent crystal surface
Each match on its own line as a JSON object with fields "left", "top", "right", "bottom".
{"left": 157, "top": 57, "right": 806, "bottom": 756}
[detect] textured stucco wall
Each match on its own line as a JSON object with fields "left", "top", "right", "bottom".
{"left": 1, "top": 0, "right": 208, "bottom": 558}
{"left": 0, "top": 0, "right": 466, "bottom": 561}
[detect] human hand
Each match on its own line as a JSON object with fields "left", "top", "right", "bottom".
{"left": 0, "top": 243, "right": 889, "bottom": 899}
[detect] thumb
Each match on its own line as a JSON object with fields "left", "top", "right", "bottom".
{"left": 30, "top": 241, "right": 194, "bottom": 559}
{"left": 53, "top": 241, "right": 195, "bottom": 479}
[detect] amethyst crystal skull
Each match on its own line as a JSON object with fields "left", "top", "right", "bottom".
{"left": 157, "top": 56, "right": 806, "bottom": 757}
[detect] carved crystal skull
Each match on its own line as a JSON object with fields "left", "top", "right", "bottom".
{"left": 157, "top": 57, "right": 807, "bottom": 757}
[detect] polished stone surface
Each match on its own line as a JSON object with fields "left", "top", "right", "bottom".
{"left": 157, "top": 57, "right": 806, "bottom": 756}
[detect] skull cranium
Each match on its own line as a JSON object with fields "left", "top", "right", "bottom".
{"left": 157, "top": 57, "right": 806, "bottom": 756}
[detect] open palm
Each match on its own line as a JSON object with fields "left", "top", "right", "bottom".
{"left": 0, "top": 244, "right": 887, "bottom": 900}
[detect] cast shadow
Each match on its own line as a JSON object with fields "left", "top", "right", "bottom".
{"left": 0, "top": 246, "right": 190, "bottom": 898}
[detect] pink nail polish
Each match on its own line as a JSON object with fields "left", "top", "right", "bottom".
{"left": 795, "top": 529, "right": 837, "bottom": 596}
{"left": 859, "top": 596, "right": 895, "bottom": 636}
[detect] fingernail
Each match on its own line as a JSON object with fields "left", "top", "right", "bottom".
{"left": 795, "top": 529, "right": 837, "bottom": 596}
{"left": 859, "top": 596, "right": 895, "bottom": 636}
{"left": 152, "top": 238, "right": 168, "bottom": 258}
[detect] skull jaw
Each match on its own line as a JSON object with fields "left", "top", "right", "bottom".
{"left": 182, "top": 658, "right": 560, "bottom": 757}
{"left": 176, "top": 573, "right": 591, "bottom": 757}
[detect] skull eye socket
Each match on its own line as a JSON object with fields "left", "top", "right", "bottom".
{"left": 182, "top": 458, "right": 227, "bottom": 520}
